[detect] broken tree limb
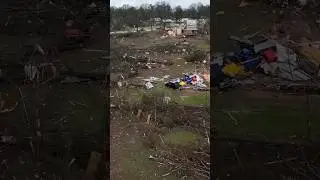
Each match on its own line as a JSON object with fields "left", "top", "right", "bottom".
{"left": 233, "top": 148, "right": 244, "bottom": 171}
{"left": 243, "top": 30, "right": 264, "bottom": 40}
{"left": 0, "top": 102, "right": 18, "bottom": 114}
{"left": 136, "top": 109, "right": 142, "bottom": 119}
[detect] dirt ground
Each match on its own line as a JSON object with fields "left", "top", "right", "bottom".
{"left": 0, "top": 25, "right": 107, "bottom": 179}
{"left": 110, "top": 32, "right": 210, "bottom": 179}
{"left": 213, "top": 0, "right": 320, "bottom": 179}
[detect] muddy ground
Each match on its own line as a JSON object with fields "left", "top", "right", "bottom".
{"left": 110, "top": 31, "right": 210, "bottom": 179}
{"left": 213, "top": 0, "right": 320, "bottom": 179}
{"left": 0, "top": 25, "right": 107, "bottom": 179}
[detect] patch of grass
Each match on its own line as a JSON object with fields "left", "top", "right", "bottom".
{"left": 196, "top": 43, "right": 210, "bottom": 51}
{"left": 119, "top": 86, "right": 209, "bottom": 108}
{"left": 214, "top": 107, "right": 308, "bottom": 141}
{"left": 214, "top": 90, "right": 320, "bottom": 141}
{"left": 184, "top": 50, "right": 207, "bottom": 63}
{"left": 112, "top": 86, "right": 210, "bottom": 179}
{"left": 151, "top": 43, "right": 177, "bottom": 52}
{"left": 137, "top": 87, "right": 180, "bottom": 109}
{"left": 162, "top": 129, "right": 201, "bottom": 148}
{"left": 112, "top": 88, "right": 142, "bottom": 108}
{"left": 118, "top": 135, "right": 178, "bottom": 180}
{"left": 180, "top": 93, "right": 209, "bottom": 106}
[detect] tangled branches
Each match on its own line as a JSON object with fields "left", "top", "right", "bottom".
{"left": 144, "top": 105, "right": 210, "bottom": 179}
{"left": 152, "top": 144, "right": 210, "bottom": 179}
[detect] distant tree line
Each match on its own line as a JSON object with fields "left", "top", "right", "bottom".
{"left": 110, "top": 1, "right": 210, "bottom": 31}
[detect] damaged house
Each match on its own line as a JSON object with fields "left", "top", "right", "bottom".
{"left": 161, "top": 18, "right": 209, "bottom": 38}
{"left": 181, "top": 19, "right": 198, "bottom": 36}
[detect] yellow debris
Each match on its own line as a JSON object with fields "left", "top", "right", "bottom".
{"left": 179, "top": 81, "right": 187, "bottom": 86}
{"left": 299, "top": 46, "right": 320, "bottom": 67}
{"left": 222, "top": 63, "right": 245, "bottom": 77}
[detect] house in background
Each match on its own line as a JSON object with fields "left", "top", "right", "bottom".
{"left": 159, "top": 18, "right": 210, "bottom": 38}
{"left": 181, "top": 19, "right": 198, "bottom": 36}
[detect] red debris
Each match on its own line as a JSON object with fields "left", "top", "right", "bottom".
{"left": 263, "top": 48, "right": 278, "bottom": 63}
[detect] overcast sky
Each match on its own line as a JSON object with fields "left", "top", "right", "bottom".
{"left": 110, "top": 0, "right": 210, "bottom": 9}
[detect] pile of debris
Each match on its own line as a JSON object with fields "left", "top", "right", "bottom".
{"left": 164, "top": 73, "right": 209, "bottom": 91}
{"left": 146, "top": 42, "right": 192, "bottom": 55}
{"left": 160, "top": 27, "right": 183, "bottom": 39}
{"left": 212, "top": 33, "right": 320, "bottom": 90}
{"left": 142, "top": 75, "right": 170, "bottom": 89}
{"left": 112, "top": 42, "right": 199, "bottom": 73}
{"left": 141, "top": 73, "right": 209, "bottom": 91}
